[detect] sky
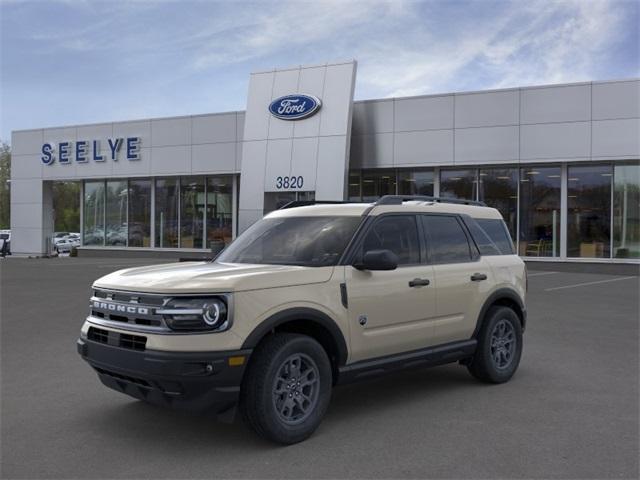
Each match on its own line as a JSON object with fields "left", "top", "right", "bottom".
{"left": 1, "top": 0, "right": 638, "bottom": 142}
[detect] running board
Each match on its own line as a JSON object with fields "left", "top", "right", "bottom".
{"left": 337, "top": 339, "right": 477, "bottom": 385}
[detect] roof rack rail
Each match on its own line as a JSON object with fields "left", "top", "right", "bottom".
{"left": 375, "top": 195, "right": 486, "bottom": 207}
{"left": 278, "top": 200, "right": 354, "bottom": 210}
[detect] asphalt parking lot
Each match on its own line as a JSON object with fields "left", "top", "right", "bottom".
{"left": 1, "top": 257, "right": 638, "bottom": 479}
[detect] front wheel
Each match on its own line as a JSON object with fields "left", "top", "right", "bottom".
{"left": 240, "top": 333, "right": 332, "bottom": 444}
{"left": 467, "top": 306, "right": 523, "bottom": 383}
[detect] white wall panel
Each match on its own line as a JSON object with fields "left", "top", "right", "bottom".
{"left": 394, "top": 130, "right": 453, "bottom": 165}
{"left": 455, "top": 90, "right": 518, "bottom": 128}
{"left": 151, "top": 145, "right": 190, "bottom": 174}
{"left": 192, "top": 113, "right": 237, "bottom": 144}
{"left": 238, "top": 140, "right": 267, "bottom": 210}
{"left": 290, "top": 137, "right": 319, "bottom": 190}
{"left": 592, "top": 118, "right": 640, "bottom": 158}
{"left": 243, "top": 72, "right": 274, "bottom": 141}
{"left": 395, "top": 95, "right": 453, "bottom": 131}
{"left": 455, "top": 126, "right": 519, "bottom": 163}
{"left": 315, "top": 136, "right": 349, "bottom": 200}
{"left": 11, "top": 154, "right": 42, "bottom": 179}
{"left": 521, "top": 84, "right": 590, "bottom": 124}
{"left": 192, "top": 142, "right": 236, "bottom": 173}
{"left": 319, "top": 62, "right": 357, "bottom": 136}
{"left": 264, "top": 139, "right": 293, "bottom": 191}
{"left": 12, "top": 130, "right": 43, "bottom": 155}
{"left": 593, "top": 81, "right": 640, "bottom": 120}
{"left": 521, "top": 122, "right": 590, "bottom": 160}
{"left": 151, "top": 117, "right": 191, "bottom": 147}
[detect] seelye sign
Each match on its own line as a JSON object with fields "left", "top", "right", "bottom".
{"left": 41, "top": 137, "right": 141, "bottom": 165}
{"left": 268, "top": 94, "right": 321, "bottom": 120}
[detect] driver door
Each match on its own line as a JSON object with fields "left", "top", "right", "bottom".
{"left": 345, "top": 214, "right": 437, "bottom": 362}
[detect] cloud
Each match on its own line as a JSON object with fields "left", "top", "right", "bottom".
{"left": 356, "top": 0, "right": 633, "bottom": 98}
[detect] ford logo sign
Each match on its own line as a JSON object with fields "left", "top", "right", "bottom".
{"left": 269, "top": 94, "right": 321, "bottom": 120}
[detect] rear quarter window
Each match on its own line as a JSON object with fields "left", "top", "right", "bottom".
{"left": 467, "top": 218, "right": 515, "bottom": 255}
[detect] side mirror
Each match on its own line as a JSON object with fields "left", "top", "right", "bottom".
{"left": 354, "top": 249, "right": 398, "bottom": 271}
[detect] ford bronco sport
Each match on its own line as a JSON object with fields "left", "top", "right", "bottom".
{"left": 77, "top": 195, "right": 526, "bottom": 444}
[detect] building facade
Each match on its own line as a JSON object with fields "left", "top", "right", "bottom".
{"left": 10, "top": 61, "right": 640, "bottom": 262}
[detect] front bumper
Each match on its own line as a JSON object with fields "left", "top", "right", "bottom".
{"left": 77, "top": 337, "right": 251, "bottom": 414}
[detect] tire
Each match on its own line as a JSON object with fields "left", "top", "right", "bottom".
{"left": 240, "top": 333, "right": 332, "bottom": 444}
{"left": 467, "top": 306, "right": 523, "bottom": 384}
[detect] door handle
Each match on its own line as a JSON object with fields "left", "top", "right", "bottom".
{"left": 470, "top": 273, "right": 488, "bottom": 281}
{"left": 409, "top": 278, "right": 430, "bottom": 287}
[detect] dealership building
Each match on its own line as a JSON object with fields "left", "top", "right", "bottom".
{"left": 10, "top": 60, "right": 640, "bottom": 263}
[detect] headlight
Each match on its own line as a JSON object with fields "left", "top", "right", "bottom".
{"left": 157, "top": 297, "right": 230, "bottom": 332}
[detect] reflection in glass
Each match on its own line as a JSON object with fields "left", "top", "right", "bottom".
{"left": 567, "top": 165, "right": 612, "bottom": 258}
{"left": 128, "top": 179, "right": 151, "bottom": 247}
{"left": 479, "top": 168, "right": 518, "bottom": 240}
{"left": 263, "top": 191, "right": 315, "bottom": 215}
{"left": 613, "top": 164, "right": 640, "bottom": 258}
{"left": 155, "top": 178, "right": 179, "bottom": 248}
{"left": 207, "top": 176, "right": 233, "bottom": 253}
{"left": 180, "top": 177, "right": 205, "bottom": 248}
{"left": 398, "top": 169, "right": 434, "bottom": 196}
{"left": 83, "top": 181, "right": 105, "bottom": 246}
{"left": 361, "top": 170, "right": 396, "bottom": 202}
{"left": 440, "top": 169, "right": 477, "bottom": 200}
{"left": 105, "top": 180, "right": 128, "bottom": 246}
{"left": 519, "top": 166, "right": 560, "bottom": 257}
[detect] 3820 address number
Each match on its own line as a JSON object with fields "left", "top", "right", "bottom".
{"left": 275, "top": 176, "right": 304, "bottom": 189}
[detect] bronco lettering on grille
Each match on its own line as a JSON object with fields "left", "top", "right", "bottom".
{"left": 91, "top": 300, "right": 149, "bottom": 315}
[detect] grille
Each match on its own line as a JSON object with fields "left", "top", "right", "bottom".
{"left": 87, "top": 326, "right": 109, "bottom": 344}
{"left": 87, "top": 326, "right": 147, "bottom": 351}
{"left": 90, "top": 289, "right": 168, "bottom": 331}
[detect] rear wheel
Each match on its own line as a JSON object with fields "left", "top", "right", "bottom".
{"left": 467, "top": 306, "right": 522, "bottom": 383}
{"left": 240, "top": 333, "right": 332, "bottom": 444}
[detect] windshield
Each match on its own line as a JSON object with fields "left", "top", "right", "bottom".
{"left": 217, "top": 216, "right": 362, "bottom": 267}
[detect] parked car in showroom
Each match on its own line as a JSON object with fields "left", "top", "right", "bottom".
{"left": 78, "top": 196, "right": 526, "bottom": 444}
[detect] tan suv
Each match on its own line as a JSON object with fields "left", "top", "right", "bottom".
{"left": 77, "top": 195, "right": 526, "bottom": 444}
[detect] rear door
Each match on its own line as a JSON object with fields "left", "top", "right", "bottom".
{"left": 345, "top": 214, "right": 437, "bottom": 362}
{"left": 421, "top": 214, "right": 492, "bottom": 344}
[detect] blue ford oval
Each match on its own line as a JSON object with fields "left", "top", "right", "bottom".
{"left": 269, "top": 94, "right": 322, "bottom": 120}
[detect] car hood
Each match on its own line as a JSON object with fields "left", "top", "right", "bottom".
{"left": 93, "top": 262, "right": 335, "bottom": 294}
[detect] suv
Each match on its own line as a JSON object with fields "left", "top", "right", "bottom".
{"left": 77, "top": 195, "right": 526, "bottom": 444}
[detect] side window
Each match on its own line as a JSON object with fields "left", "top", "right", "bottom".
{"left": 465, "top": 218, "right": 502, "bottom": 256}
{"left": 361, "top": 215, "right": 420, "bottom": 265}
{"left": 422, "top": 215, "right": 473, "bottom": 264}
{"left": 476, "top": 218, "right": 515, "bottom": 255}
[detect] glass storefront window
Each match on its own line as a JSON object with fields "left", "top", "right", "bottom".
{"left": 155, "top": 178, "right": 179, "bottom": 248}
{"left": 398, "top": 169, "right": 434, "bottom": 196}
{"left": 567, "top": 164, "right": 612, "bottom": 258}
{"left": 479, "top": 167, "right": 518, "bottom": 240}
{"left": 613, "top": 164, "right": 640, "bottom": 259}
{"left": 348, "top": 171, "right": 361, "bottom": 201}
{"left": 128, "top": 179, "right": 151, "bottom": 247}
{"left": 519, "top": 166, "right": 561, "bottom": 257}
{"left": 206, "top": 176, "right": 233, "bottom": 253}
{"left": 83, "top": 181, "right": 105, "bottom": 246}
{"left": 361, "top": 169, "right": 396, "bottom": 202}
{"left": 440, "top": 169, "right": 477, "bottom": 200}
{"left": 105, "top": 180, "right": 128, "bottom": 246}
{"left": 180, "top": 177, "right": 205, "bottom": 249}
